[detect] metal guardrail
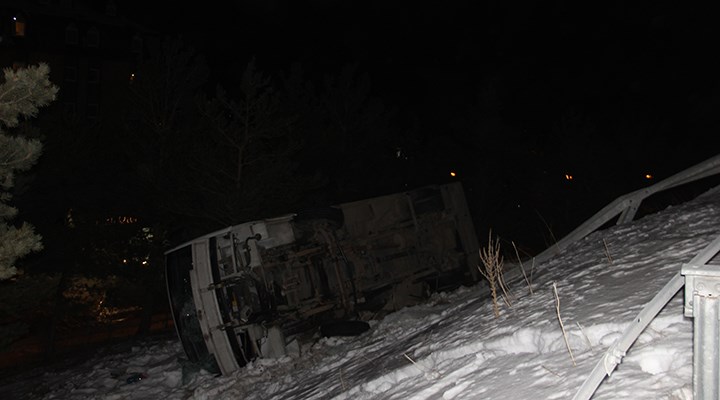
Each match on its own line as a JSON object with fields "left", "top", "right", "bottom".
{"left": 682, "top": 235, "right": 720, "bottom": 399}
{"left": 572, "top": 272, "right": 686, "bottom": 400}
{"left": 534, "top": 153, "right": 720, "bottom": 264}
{"left": 527, "top": 153, "right": 720, "bottom": 399}
{"left": 573, "top": 235, "right": 720, "bottom": 400}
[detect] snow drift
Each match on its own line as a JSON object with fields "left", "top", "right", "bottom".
{"left": 3, "top": 186, "right": 720, "bottom": 399}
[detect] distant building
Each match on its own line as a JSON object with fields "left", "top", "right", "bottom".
{"left": 0, "top": 0, "right": 157, "bottom": 123}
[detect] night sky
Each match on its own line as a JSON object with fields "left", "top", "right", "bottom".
{"left": 120, "top": 0, "right": 719, "bottom": 250}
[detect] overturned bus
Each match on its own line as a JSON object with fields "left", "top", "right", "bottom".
{"left": 165, "top": 182, "right": 479, "bottom": 375}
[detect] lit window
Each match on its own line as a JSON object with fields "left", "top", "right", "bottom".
{"left": 65, "top": 24, "right": 78, "bottom": 45}
{"left": 13, "top": 14, "right": 26, "bottom": 37}
{"left": 565, "top": 174, "right": 573, "bottom": 181}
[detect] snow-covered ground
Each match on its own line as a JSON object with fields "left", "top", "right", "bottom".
{"left": 3, "top": 186, "right": 720, "bottom": 400}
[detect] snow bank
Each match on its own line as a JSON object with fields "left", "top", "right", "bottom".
{"left": 2, "top": 188, "right": 718, "bottom": 399}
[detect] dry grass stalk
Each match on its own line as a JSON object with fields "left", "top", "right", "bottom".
{"left": 477, "top": 260, "right": 499, "bottom": 317}
{"left": 498, "top": 274, "right": 512, "bottom": 307}
{"left": 541, "top": 364, "right": 563, "bottom": 378}
{"left": 576, "top": 322, "right": 594, "bottom": 354}
{"left": 404, "top": 352, "right": 419, "bottom": 366}
{"left": 403, "top": 353, "right": 440, "bottom": 380}
{"left": 498, "top": 272, "right": 513, "bottom": 306}
{"left": 602, "top": 238, "right": 613, "bottom": 264}
{"left": 512, "top": 241, "right": 533, "bottom": 295}
{"left": 478, "top": 231, "right": 507, "bottom": 317}
{"left": 553, "top": 281, "right": 576, "bottom": 366}
{"left": 535, "top": 210, "right": 560, "bottom": 251}
{"left": 530, "top": 257, "right": 536, "bottom": 287}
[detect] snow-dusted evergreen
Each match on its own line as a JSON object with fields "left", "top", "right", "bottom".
{"left": 0, "top": 64, "right": 58, "bottom": 280}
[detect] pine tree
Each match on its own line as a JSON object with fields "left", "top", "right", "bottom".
{"left": 0, "top": 64, "right": 58, "bottom": 280}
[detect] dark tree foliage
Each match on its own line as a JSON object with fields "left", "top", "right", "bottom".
{"left": 123, "top": 45, "right": 397, "bottom": 244}
{"left": 281, "top": 63, "right": 399, "bottom": 205}
{"left": 191, "top": 57, "right": 316, "bottom": 227}
{"left": 0, "top": 64, "right": 57, "bottom": 280}
{"left": 122, "top": 38, "right": 211, "bottom": 239}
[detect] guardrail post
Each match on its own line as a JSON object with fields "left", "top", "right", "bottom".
{"left": 682, "top": 235, "right": 720, "bottom": 399}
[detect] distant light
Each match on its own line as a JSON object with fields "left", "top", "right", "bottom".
{"left": 13, "top": 17, "right": 17, "bottom": 21}
{"left": 565, "top": 174, "right": 573, "bottom": 181}
{"left": 141, "top": 260, "right": 148, "bottom": 266}
{"left": 129, "top": 73, "right": 135, "bottom": 82}
{"left": 450, "top": 171, "right": 457, "bottom": 177}
{"left": 645, "top": 174, "right": 653, "bottom": 179}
